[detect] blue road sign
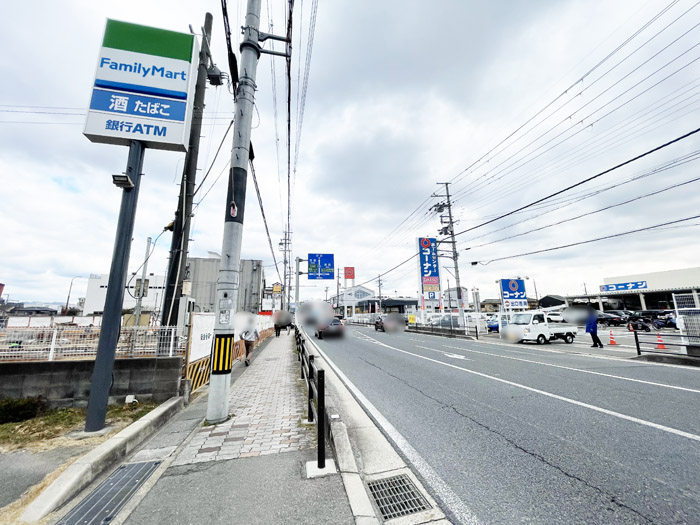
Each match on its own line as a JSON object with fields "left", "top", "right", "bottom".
{"left": 308, "top": 253, "right": 334, "bottom": 280}
{"left": 500, "top": 279, "right": 527, "bottom": 300}
{"left": 599, "top": 281, "right": 647, "bottom": 292}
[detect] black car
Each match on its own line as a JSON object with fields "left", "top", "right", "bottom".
{"left": 315, "top": 318, "right": 344, "bottom": 339}
{"left": 597, "top": 312, "right": 624, "bottom": 326}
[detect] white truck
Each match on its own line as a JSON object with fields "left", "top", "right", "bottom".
{"left": 502, "top": 310, "right": 578, "bottom": 344}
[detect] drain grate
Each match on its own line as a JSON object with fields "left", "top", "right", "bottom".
{"left": 58, "top": 461, "right": 161, "bottom": 525}
{"left": 367, "top": 474, "right": 431, "bottom": 521}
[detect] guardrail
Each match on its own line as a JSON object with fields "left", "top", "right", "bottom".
{"left": 0, "top": 326, "right": 186, "bottom": 362}
{"left": 633, "top": 330, "right": 700, "bottom": 358}
{"left": 407, "top": 323, "right": 479, "bottom": 339}
{"left": 294, "top": 326, "right": 327, "bottom": 469}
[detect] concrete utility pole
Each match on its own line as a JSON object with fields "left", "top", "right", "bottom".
{"left": 336, "top": 270, "right": 341, "bottom": 315}
{"left": 432, "top": 183, "right": 466, "bottom": 332}
{"left": 162, "top": 13, "right": 214, "bottom": 328}
{"left": 378, "top": 275, "right": 383, "bottom": 313}
{"left": 132, "top": 236, "right": 152, "bottom": 327}
{"left": 86, "top": 141, "right": 145, "bottom": 432}
{"left": 279, "top": 230, "right": 291, "bottom": 310}
{"left": 325, "top": 287, "right": 329, "bottom": 301}
{"left": 208, "top": 0, "right": 288, "bottom": 423}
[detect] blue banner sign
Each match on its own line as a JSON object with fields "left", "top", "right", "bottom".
{"left": 89, "top": 89, "right": 187, "bottom": 121}
{"left": 599, "top": 281, "right": 648, "bottom": 292}
{"left": 418, "top": 238, "right": 440, "bottom": 294}
{"left": 308, "top": 254, "right": 334, "bottom": 280}
{"left": 501, "top": 279, "right": 527, "bottom": 300}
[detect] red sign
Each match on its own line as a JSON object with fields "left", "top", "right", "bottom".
{"left": 0, "top": 283, "right": 4, "bottom": 299}
{"left": 344, "top": 267, "right": 355, "bottom": 279}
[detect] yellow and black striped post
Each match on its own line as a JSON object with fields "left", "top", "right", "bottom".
{"left": 211, "top": 334, "right": 236, "bottom": 374}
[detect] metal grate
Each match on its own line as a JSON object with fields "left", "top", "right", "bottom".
{"left": 367, "top": 474, "right": 431, "bottom": 521}
{"left": 58, "top": 461, "right": 161, "bottom": 525}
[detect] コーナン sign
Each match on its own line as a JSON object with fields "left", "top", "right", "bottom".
{"left": 84, "top": 19, "right": 198, "bottom": 151}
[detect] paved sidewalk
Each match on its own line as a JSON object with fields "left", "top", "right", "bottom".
{"left": 120, "top": 332, "right": 353, "bottom": 525}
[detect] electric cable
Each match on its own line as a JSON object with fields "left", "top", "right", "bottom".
{"left": 249, "top": 157, "right": 283, "bottom": 282}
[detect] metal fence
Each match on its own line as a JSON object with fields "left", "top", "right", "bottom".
{"left": 294, "top": 326, "right": 327, "bottom": 469}
{"left": 407, "top": 323, "right": 479, "bottom": 339}
{"left": 0, "top": 326, "right": 187, "bottom": 362}
{"left": 633, "top": 330, "right": 700, "bottom": 358}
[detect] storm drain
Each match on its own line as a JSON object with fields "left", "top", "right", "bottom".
{"left": 367, "top": 474, "right": 431, "bottom": 521}
{"left": 58, "top": 461, "right": 161, "bottom": 525}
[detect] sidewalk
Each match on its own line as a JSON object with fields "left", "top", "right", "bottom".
{"left": 117, "top": 331, "right": 353, "bottom": 524}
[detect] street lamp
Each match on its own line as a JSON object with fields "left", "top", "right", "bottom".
{"left": 64, "top": 276, "right": 83, "bottom": 314}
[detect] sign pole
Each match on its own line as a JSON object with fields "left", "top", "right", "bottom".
{"left": 85, "top": 140, "right": 145, "bottom": 431}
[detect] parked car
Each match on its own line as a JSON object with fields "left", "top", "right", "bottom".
{"left": 546, "top": 312, "right": 564, "bottom": 323}
{"left": 597, "top": 312, "right": 624, "bottom": 326}
{"left": 606, "top": 310, "right": 632, "bottom": 322}
{"left": 315, "top": 318, "right": 344, "bottom": 339}
{"left": 487, "top": 314, "right": 510, "bottom": 333}
{"left": 503, "top": 310, "right": 578, "bottom": 344}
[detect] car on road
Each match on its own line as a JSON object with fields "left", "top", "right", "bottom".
{"left": 375, "top": 313, "right": 405, "bottom": 332}
{"left": 315, "top": 318, "right": 344, "bottom": 339}
{"left": 503, "top": 310, "right": 578, "bottom": 344}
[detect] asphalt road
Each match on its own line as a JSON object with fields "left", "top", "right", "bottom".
{"left": 313, "top": 325, "right": 700, "bottom": 524}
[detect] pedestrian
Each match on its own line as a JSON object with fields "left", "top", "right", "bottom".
{"left": 586, "top": 311, "right": 604, "bottom": 348}
{"left": 274, "top": 323, "right": 281, "bottom": 337}
{"left": 240, "top": 319, "right": 260, "bottom": 366}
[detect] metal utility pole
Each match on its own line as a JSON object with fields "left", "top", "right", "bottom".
{"left": 294, "top": 256, "right": 306, "bottom": 308}
{"left": 432, "top": 182, "right": 466, "bottom": 331}
{"left": 132, "top": 236, "right": 152, "bottom": 327}
{"left": 86, "top": 141, "right": 145, "bottom": 432}
{"left": 208, "top": 0, "right": 288, "bottom": 423}
{"left": 64, "top": 276, "right": 83, "bottom": 315}
{"left": 162, "top": 13, "right": 214, "bottom": 328}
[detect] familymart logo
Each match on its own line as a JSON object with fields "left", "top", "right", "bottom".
{"left": 99, "top": 57, "right": 187, "bottom": 81}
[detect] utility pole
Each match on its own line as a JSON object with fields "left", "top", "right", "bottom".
{"left": 378, "top": 275, "right": 383, "bottom": 313}
{"left": 432, "top": 182, "right": 466, "bottom": 332}
{"left": 132, "top": 237, "right": 152, "bottom": 328}
{"left": 162, "top": 13, "right": 214, "bottom": 328}
{"left": 325, "top": 287, "right": 329, "bottom": 301}
{"left": 208, "top": 0, "right": 288, "bottom": 423}
{"left": 336, "top": 269, "right": 341, "bottom": 315}
{"left": 279, "top": 230, "right": 291, "bottom": 310}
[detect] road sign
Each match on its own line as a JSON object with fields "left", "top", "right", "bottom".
{"left": 500, "top": 279, "right": 527, "bottom": 300}
{"left": 418, "top": 238, "right": 440, "bottom": 294}
{"left": 272, "top": 283, "right": 282, "bottom": 293}
{"left": 599, "top": 281, "right": 647, "bottom": 292}
{"left": 428, "top": 292, "right": 436, "bottom": 299}
{"left": 344, "top": 267, "right": 355, "bottom": 279}
{"left": 84, "top": 19, "right": 198, "bottom": 152}
{"left": 308, "top": 254, "right": 334, "bottom": 280}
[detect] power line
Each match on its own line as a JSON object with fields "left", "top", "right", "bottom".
{"left": 249, "top": 157, "right": 283, "bottom": 282}
{"left": 478, "top": 214, "right": 700, "bottom": 264}
{"left": 193, "top": 119, "right": 234, "bottom": 197}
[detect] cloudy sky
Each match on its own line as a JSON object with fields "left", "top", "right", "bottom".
{"left": 2, "top": 0, "right": 699, "bottom": 307}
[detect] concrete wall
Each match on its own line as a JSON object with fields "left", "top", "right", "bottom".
{"left": 0, "top": 357, "right": 182, "bottom": 408}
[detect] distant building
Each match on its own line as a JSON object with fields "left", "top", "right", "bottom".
{"left": 83, "top": 273, "right": 166, "bottom": 315}
{"left": 187, "top": 254, "right": 265, "bottom": 314}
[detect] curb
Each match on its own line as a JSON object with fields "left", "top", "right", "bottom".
{"left": 20, "top": 396, "right": 184, "bottom": 523}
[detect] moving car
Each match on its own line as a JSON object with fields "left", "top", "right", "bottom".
{"left": 315, "top": 318, "right": 344, "bottom": 339}
{"left": 503, "top": 310, "right": 578, "bottom": 344}
{"left": 375, "top": 313, "right": 405, "bottom": 332}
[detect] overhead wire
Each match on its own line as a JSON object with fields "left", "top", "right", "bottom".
{"left": 249, "top": 157, "right": 283, "bottom": 282}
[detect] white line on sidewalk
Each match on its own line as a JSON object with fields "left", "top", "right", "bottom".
{"left": 312, "top": 339, "right": 481, "bottom": 525}
{"left": 359, "top": 332, "right": 700, "bottom": 444}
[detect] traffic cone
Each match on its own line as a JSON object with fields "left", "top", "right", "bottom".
{"left": 609, "top": 331, "right": 617, "bottom": 345}
{"left": 656, "top": 332, "right": 667, "bottom": 350}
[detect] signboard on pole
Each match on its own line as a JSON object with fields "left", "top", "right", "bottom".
{"left": 84, "top": 19, "right": 198, "bottom": 152}
{"left": 307, "top": 254, "right": 334, "bottom": 280}
{"left": 272, "top": 283, "right": 283, "bottom": 293}
{"left": 344, "top": 267, "right": 355, "bottom": 279}
{"left": 599, "top": 281, "right": 648, "bottom": 292}
{"left": 417, "top": 238, "right": 440, "bottom": 294}
{"left": 500, "top": 279, "right": 528, "bottom": 309}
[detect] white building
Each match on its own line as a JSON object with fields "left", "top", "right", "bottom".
{"left": 83, "top": 273, "right": 166, "bottom": 315}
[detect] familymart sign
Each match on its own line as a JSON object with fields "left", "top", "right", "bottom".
{"left": 84, "top": 19, "right": 198, "bottom": 151}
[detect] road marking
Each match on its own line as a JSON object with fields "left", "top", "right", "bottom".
{"left": 359, "top": 332, "right": 700, "bottom": 443}
{"left": 310, "top": 334, "right": 481, "bottom": 524}
{"left": 438, "top": 345, "right": 700, "bottom": 395}
{"left": 416, "top": 346, "right": 471, "bottom": 361}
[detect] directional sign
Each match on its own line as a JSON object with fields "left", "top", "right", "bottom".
{"left": 418, "top": 238, "right": 441, "bottom": 294}
{"left": 599, "top": 281, "right": 648, "bottom": 292}
{"left": 500, "top": 279, "right": 527, "bottom": 300}
{"left": 84, "top": 19, "right": 198, "bottom": 152}
{"left": 308, "top": 254, "right": 334, "bottom": 280}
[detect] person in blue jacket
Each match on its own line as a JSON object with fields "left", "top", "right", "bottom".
{"left": 586, "top": 311, "right": 604, "bottom": 348}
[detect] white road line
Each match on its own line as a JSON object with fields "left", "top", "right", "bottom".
{"left": 416, "top": 346, "right": 471, "bottom": 361}
{"left": 312, "top": 337, "right": 481, "bottom": 525}
{"left": 437, "top": 345, "right": 700, "bottom": 394}
{"left": 359, "top": 332, "right": 700, "bottom": 444}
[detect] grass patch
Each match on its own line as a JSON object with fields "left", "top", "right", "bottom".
{"left": 0, "top": 401, "right": 158, "bottom": 450}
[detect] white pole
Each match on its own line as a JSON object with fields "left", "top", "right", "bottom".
{"left": 48, "top": 328, "right": 58, "bottom": 361}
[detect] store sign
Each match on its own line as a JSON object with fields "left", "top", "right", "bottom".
{"left": 344, "top": 267, "right": 355, "bottom": 279}
{"left": 418, "top": 238, "right": 440, "bottom": 293}
{"left": 500, "top": 279, "right": 527, "bottom": 300}
{"left": 84, "top": 19, "right": 198, "bottom": 151}
{"left": 599, "top": 281, "right": 647, "bottom": 292}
